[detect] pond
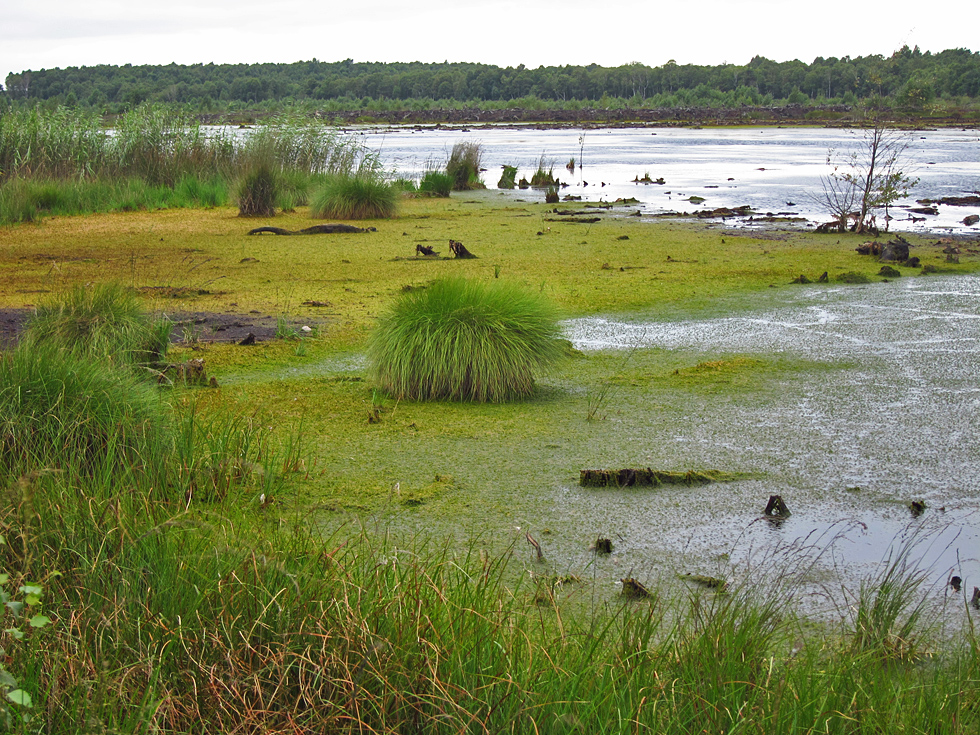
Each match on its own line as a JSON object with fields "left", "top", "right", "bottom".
{"left": 558, "top": 273, "right": 980, "bottom": 611}
{"left": 357, "top": 125, "right": 980, "bottom": 233}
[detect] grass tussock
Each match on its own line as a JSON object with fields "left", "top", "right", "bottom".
{"left": 23, "top": 282, "right": 171, "bottom": 367}
{"left": 311, "top": 174, "right": 398, "bottom": 219}
{"left": 367, "top": 277, "right": 565, "bottom": 402}
{"left": 446, "top": 140, "right": 485, "bottom": 191}
{"left": 0, "top": 344, "right": 170, "bottom": 481}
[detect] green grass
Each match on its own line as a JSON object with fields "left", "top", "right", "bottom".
{"left": 0, "top": 342, "right": 170, "bottom": 481}
{"left": 367, "top": 277, "right": 566, "bottom": 402}
{"left": 446, "top": 140, "right": 485, "bottom": 190}
{"left": 418, "top": 170, "right": 453, "bottom": 197}
{"left": 310, "top": 173, "right": 398, "bottom": 219}
{"left": 23, "top": 282, "right": 171, "bottom": 367}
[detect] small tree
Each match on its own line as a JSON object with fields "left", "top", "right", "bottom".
{"left": 819, "top": 120, "right": 918, "bottom": 234}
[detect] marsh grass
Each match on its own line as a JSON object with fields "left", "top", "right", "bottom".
{"left": 0, "top": 105, "right": 379, "bottom": 223}
{"left": 6, "top": 482, "right": 979, "bottom": 734}
{"left": 311, "top": 173, "right": 398, "bottom": 219}
{"left": 368, "top": 277, "right": 565, "bottom": 402}
{"left": 0, "top": 343, "right": 170, "bottom": 481}
{"left": 418, "top": 169, "right": 453, "bottom": 197}
{"left": 23, "top": 282, "right": 171, "bottom": 367}
{"left": 446, "top": 140, "right": 485, "bottom": 190}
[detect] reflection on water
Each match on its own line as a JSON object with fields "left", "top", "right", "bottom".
{"left": 359, "top": 126, "right": 980, "bottom": 233}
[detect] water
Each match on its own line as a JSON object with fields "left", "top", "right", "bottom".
{"left": 357, "top": 125, "right": 980, "bottom": 233}
{"left": 559, "top": 275, "right": 980, "bottom": 603}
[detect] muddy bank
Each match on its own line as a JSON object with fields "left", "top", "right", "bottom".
{"left": 203, "top": 105, "right": 980, "bottom": 130}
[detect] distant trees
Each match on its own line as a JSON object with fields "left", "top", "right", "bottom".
{"left": 2, "top": 47, "right": 978, "bottom": 112}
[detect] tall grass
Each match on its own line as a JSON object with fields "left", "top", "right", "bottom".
{"left": 5, "top": 491, "right": 979, "bottom": 734}
{"left": 446, "top": 140, "right": 485, "bottom": 190}
{"left": 0, "top": 105, "right": 381, "bottom": 223}
{"left": 22, "top": 282, "right": 171, "bottom": 367}
{"left": 0, "top": 343, "right": 171, "bottom": 482}
{"left": 310, "top": 173, "right": 397, "bottom": 219}
{"left": 367, "top": 277, "right": 565, "bottom": 402}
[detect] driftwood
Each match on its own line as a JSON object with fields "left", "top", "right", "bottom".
{"left": 580, "top": 468, "right": 730, "bottom": 487}
{"left": 449, "top": 239, "right": 477, "bottom": 258}
{"left": 416, "top": 244, "right": 438, "bottom": 256}
{"left": 621, "top": 578, "right": 651, "bottom": 598}
{"left": 764, "top": 495, "right": 791, "bottom": 518}
{"left": 247, "top": 224, "right": 377, "bottom": 235}
{"left": 157, "top": 358, "right": 217, "bottom": 387}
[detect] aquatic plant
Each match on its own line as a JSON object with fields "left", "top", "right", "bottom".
{"left": 530, "top": 154, "right": 558, "bottom": 187}
{"left": 419, "top": 170, "right": 453, "bottom": 197}
{"left": 446, "top": 140, "right": 485, "bottom": 190}
{"left": 497, "top": 165, "right": 518, "bottom": 189}
{"left": 310, "top": 173, "right": 397, "bottom": 219}
{"left": 367, "top": 277, "right": 565, "bottom": 402}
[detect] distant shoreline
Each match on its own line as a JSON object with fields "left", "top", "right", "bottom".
{"left": 199, "top": 105, "right": 980, "bottom": 130}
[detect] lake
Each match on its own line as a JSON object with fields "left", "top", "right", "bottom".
{"left": 355, "top": 125, "right": 980, "bottom": 233}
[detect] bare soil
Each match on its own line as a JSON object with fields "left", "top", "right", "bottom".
{"left": 0, "top": 309, "right": 301, "bottom": 349}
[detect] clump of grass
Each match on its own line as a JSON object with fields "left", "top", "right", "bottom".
{"left": 836, "top": 271, "right": 871, "bottom": 283}
{"left": 311, "top": 174, "right": 397, "bottom": 219}
{"left": 367, "top": 277, "right": 565, "bottom": 402}
{"left": 418, "top": 170, "right": 453, "bottom": 197}
{"left": 0, "top": 343, "right": 170, "bottom": 480}
{"left": 530, "top": 154, "right": 558, "bottom": 187}
{"left": 446, "top": 140, "right": 485, "bottom": 191}
{"left": 236, "top": 160, "right": 278, "bottom": 217}
{"left": 23, "top": 282, "right": 171, "bottom": 367}
{"left": 497, "top": 165, "right": 518, "bottom": 189}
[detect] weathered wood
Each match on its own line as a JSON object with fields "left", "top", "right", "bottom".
{"left": 579, "top": 468, "right": 730, "bottom": 487}
{"left": 449, "top": 239, "right": 477, "bottom": 258}
{"left": 248, "top": 224, "right": 377, "bottom": 235}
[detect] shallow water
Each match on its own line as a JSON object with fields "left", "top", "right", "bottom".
{"left": 360, "top": 125, "right": 980, "bottom": 233}
{"left": 559, "top": 274, "right": 980, "bottom": 602}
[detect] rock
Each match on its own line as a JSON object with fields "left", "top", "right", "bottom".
{"left": 963, "top": 214, "right": 979, "bottom": 226}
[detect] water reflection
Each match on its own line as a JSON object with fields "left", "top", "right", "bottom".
{"left": 360, "top": 126, "right": 980, "bottom": 233}
{"left": 562, "top": 275, "right": 980, "bottom": 597}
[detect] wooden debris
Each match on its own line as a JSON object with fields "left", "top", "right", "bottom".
{"left": 449, "top": 239, "right": 477, "bottom": 258}
{"left": 415, "top": 243, "right": 438, "bottom": 256}
{"left": 594, "top": 538, "right": 613, "bottom": 554}
{"left": 247, "top": 224, "right": 377, "bottom": 235}
{"left": 764, "top": 495, "right": 791, "bottom": 518}
{"left": 525, "top": 532, "right": 544, "bottom": 561}
{"left": 580, "top": 468, "right": 732, "bottom": 487}
{"left": 621, "top": 578, "right": 651, "bottom": 598}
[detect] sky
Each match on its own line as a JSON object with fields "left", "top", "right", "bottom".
{"left": 3, "top": 0, "right": 975, "bottom": 82}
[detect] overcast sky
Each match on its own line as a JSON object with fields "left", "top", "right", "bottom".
{"left": 4, "top": 0, "right": 974, "bottom": 82}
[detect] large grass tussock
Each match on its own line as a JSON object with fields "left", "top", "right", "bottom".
{"left": 368, "top": 277, "right": 564, "bottom": 402}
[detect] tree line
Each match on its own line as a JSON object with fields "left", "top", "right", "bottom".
{"left": 2, "top": 46, "right": 978, "bottom": 112}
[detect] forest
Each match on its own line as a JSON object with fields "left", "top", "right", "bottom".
{"left": 2, "top": 45, "right": 978, "bottom": 114}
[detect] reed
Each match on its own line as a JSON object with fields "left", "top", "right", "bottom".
{"left": 367, "top": 277, "right": 565, "bottom": 402}
{"left": 446, "top": 140, "right": 485, "bottom": 190}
